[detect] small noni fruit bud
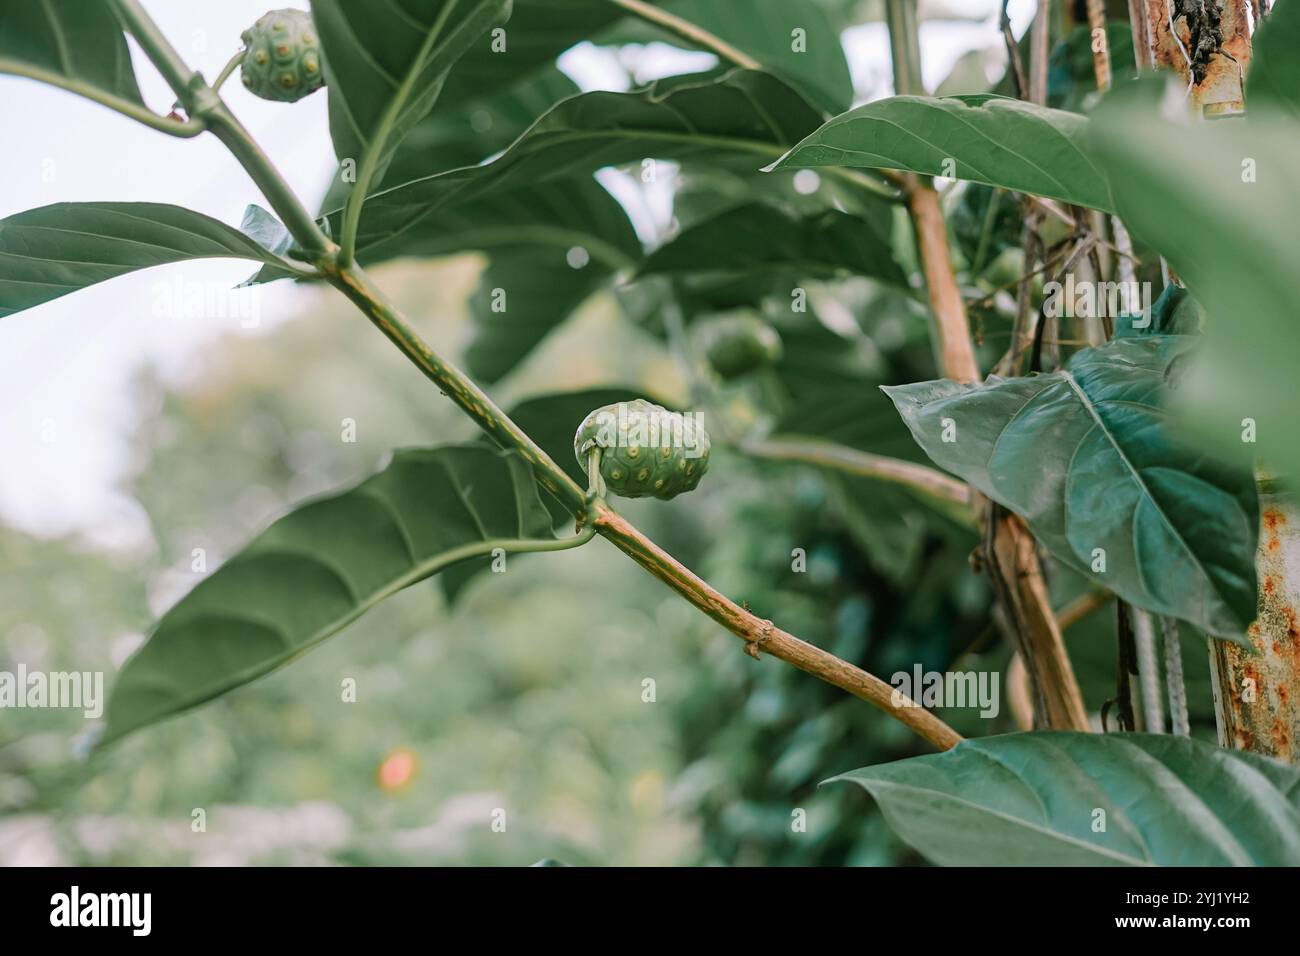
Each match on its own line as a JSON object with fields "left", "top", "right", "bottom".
{"left": 697, "top": 313, "right": 783, "bottom": 379}
{"left": 574, "top": 399, "right": 711, "bottom": 500}
{"left": 240, "top": 9, "right": 325, "bottom": 103}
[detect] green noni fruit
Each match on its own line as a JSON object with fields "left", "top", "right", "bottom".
{"left": 574, "top": 399, "right": 710, "bottom": 500}
{"left": 240, "top": 9, "right": 325, "bottom": 103}
{"left": 697, "top": 313, "right": 783, "bottom": 379}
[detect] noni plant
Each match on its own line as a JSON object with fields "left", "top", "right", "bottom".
{"left": 2, "top": 0, "right": 1298, "bottom": 871}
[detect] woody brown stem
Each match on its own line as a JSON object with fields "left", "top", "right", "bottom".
{"left": 594, "top": 507, "right": 964, "bottom": 751}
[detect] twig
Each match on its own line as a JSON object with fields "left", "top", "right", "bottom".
{"left": 741, "top": 437, "right": 975, "bottom": 511}
{"left": 1028, "top": 0, "right": 1050, "bottom": 105}
{"left": 1085, "top": 0, "right": 1113, "bottom": 91}
{"left": 0, "top": 58, "right": 205, "bottom": 137}
{"left": 999, "top": 0, "right": 1027, "bottom": 99}
{"left": 595, "top": 508, "right": 963, "bottom": 750}
{"left": 607, "top": 0, "right": 760, "bottom": 70}
{"left": 1056, "top": 589, "right": 1113, "bottom": 630}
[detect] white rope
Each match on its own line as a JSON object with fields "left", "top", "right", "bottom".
{"left": 1161, "top": 616, "right": 1191, "bottom": 736}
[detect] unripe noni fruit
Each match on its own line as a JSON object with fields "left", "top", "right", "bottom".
{"left": 574, "top": 399, "right": 710, "bottom": 500}
{"left": 240, "top": 9, "right": 325, "bottom": 103}
{"left": 697, "top": 313, "right": 783, "bottom": 379}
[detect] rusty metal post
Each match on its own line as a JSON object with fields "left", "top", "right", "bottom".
{"left": 1209, "top": 483, "right": 1300, "bottom": 761}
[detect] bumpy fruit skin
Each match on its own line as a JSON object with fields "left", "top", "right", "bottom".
{"left": 574, "top": 399, "right": 710, "bottom": 500}
{"left": 698, "top": 314, "right": 783, "bottom": 379}
{"left": 240, "top": 9, "right": 325, "bottom": 103}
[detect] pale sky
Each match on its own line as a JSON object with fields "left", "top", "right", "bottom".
{"left": 0, "top": 0, "right": 1033, "bottom": 548}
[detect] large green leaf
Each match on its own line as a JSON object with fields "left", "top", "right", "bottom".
{"left": 463, "top": 236, "right": 625, "bottom": 382}
{"left": 312, "top": 0, "right": 511, "bottom": 185}
{"left": 600, "top": 0, "right": 854, "bottom": 114}
{"left": 0, "top": 0, "right": 142, "bottom": 102}
{"left": 439, "top": 0, "right": 852, "bottom": 114}
{"left": 315, "top": 66, "right": 638, "bottom": 386}
{"left": 1090, "top": 83, "right": 1300, "bottom": 484}
{"left": 0, "top": 202, "right": 294, "bottom": 318}
{"left": 341, "top": 69, "right": 825, "bottom": 252}
{"left": 102, "top": 446, "right": 557, "bottom": 746}
{"left": 830, "top": 732, "right": 1300, "bottom": 866}
{"left": 319, "top": 65, "right": 580, "bottom": 211}
{"left": 1248, "top": 0, "right": 1300, "bottom": 118}
{"left": 638, "top": 201, "right": 905, "bottom": 287}
{"left": 883, "top": 335, "right": 1259, "bottom": 639}
{"left": 771, "top": 94, "right": 1114, "bottom": 212}
{"left": 329, "top": 70, "right": 823, "bottom": 378}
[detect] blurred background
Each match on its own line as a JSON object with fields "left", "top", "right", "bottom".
{"left": 0, "top": 0, "right": 1217, "bottom": 865}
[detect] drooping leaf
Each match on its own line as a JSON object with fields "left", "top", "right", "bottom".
{"left": 599, "top": 0, "right": 854, "bottom": 114}
{"left": 439, "top": 0, "right": 852, "bottom": 114}
{"left": 0, "top": 0, "right": 142, "bottom": 102}
{"left": 464, "top": 238, "right": 623, "bottom": 383}
{"left": 339, "top": 69, "right": 826, "bottom": 256}
{"left": 1090, "top": 81, "right": 1300, "bottom": 484}
{"left": 883, "top": 334, "right": 1259, "bottom": 639}
{"left": 319, "top": 65, "right": 581, "bottom": 211}
{"left": 0, "top": 202, "right": 295, "bottom": 318}
{"left": 1248, "top": 0, "right": 1300, "bottom": 118}
{"left": 771, "top": 94, "right": 1114, "bottom": 212}
{"left": 830, "top": 732, "right": 1300, "bottom": 866}
{"left": 312, "top": 0, "right": 511, "bottom": 188}
{"left": 638, "top": 202, "right": 905, "bottom": 288}
{"left": 102, "top": 446, "right": 558, "bottom": 746}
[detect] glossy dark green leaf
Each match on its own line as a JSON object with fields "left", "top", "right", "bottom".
{"left": 677, "top": 0, "right": 852, "bottom": 114}
{"left": 342, "top": 69, "right": 824, "bottom": 251}
{"left": 883, "top": 335, "right": 1258, "bottom": 639}
{"left": 440, "top": 0, "right": 852, "bottom": 114}
{"left": 772, "top": 94, "right": 1114, "bottom": 212}
{"left": 639, "top": 202, "right": 905, "bottom": 287}
{"left": 463, "top": 241, "right": 617, "bottom": 383}
{"left": 1090, "top": 81, "right": 1300, "bottom": 484}
{"left": 312, "top": 0, "right": 511, "bottom": 183}
{"left": 0, "top": 0, "right": 142, "bottom": 102}
{"left": 1248, "top": 0, "right": 1300, "bottom": 118}
{"left": 0, "top": 202, "right": 293, "bottom": 318}
{"left": 830, "top": 732, "right": 1300, "bottom": 866}
{"left": 319, "top": 65, "right": 580, "bottom": 211}
{"left": 102, "top": 446, "right": 557, "bottom": 745}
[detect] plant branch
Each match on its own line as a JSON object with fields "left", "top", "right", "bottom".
{"left": 593, "top": 507, "right": 963, "bottom": 750}
{"left": 607, "top": 0, "right": 761, "bottom": 70}
{"left": 108, "top": 0, "right": 962, "bottom": 753}
{"left": 328, "top": 264, "right": 589, "bottom": 516}
{"left": 740, "top": 437, "right": 975, "bottom": 514}
{"left": 907, "top": 180, "right": 981, "bottom": 383}
{"left": 0, "top": 59, "right": 205, "bottom": 137}
{"left": 112, "top": 0, "right": 333, "bottom": 259}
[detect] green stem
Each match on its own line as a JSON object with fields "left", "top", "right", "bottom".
{"left": 607, "top": 0, "right": 761, "bottom": 70}
{"left": 329, "top": 264, "right": 588, "bottom": 516}
{"left": 337, "top": 1, "right": 457, "bottom": 267}
{"left": 212, "top": 49, "right": 245, "bottom": 93}
{"left": 112, "top": 0, "right": 333, "bottom": 259}
{"left": 0, "top": 58, "right": 204, "bottom": 137}
{"left": 741, "top": 437, "right": 976, "bottom": 517}
{"left": 885, "top": 0, "right": 924, "bottom": 96}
